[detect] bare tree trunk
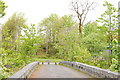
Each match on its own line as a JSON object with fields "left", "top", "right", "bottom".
{"left": 79, "top": 24, "right": 82, "bottom": 33}
{"left": 108, "top": 14, "right": 113, "bottom": 66}
{"left": 46, "top": 43, "right": 48, "bottom": 54}
{"left": 71, "top": 0, "right": 95, "bottom": 34}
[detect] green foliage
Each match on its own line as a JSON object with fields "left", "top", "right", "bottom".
{"left": 73, "top": 48, "right": 91, "bottom": 63}
{"left": 19, "top": 24, "right": 44, "bottom": 55}
{"left": 0, "top": 0, "right": 7, "bottom": 18}
{"left": 61, "top": 15, "right": 75, "bottom": 28}
{"left": 0, "top": 1, "right": 7, "bottom": 77}
{"left": 39, "top": 14, "right": 75, "bottom": 55}
{"left": 109, "top": 58, "right": 118, "bottom": 72}
{"left": 81, "top": 32, "right": 106, "bottom": 53}
{"left": 96, "top": 1, "right": 118, "bottom": 43}
{"left": 108, "top": 39, "right": 119, "bottom": 72}
{"left": 55, "top": 27, "right": 91, "bottom": 63}
{"left": 38, "top": 1, "right": 118, "bottom": 72}
{"left": 2, "top": 13, "right": 26, "bottom": 50}
{"left": 0, "top": 1, "right": 119, "bottom": 79}
{"left": 96, "top": 1, "right": 118, "bottom": 70}
{"left": 1, "top": 23, "right": 44, "bottom": 78}
{"left": 0, "top": 63, "right": 11, "bottom": 79}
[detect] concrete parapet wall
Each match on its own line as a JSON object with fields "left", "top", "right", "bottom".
{"left": 60, "top": 61, "right": 119, "bottom": 78}
{"left": 8, "top": 61, "right": 39, "bottom": 79}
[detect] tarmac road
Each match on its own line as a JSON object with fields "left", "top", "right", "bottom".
{"left": 30, "top": 64, "right": 92, "bottom": 78}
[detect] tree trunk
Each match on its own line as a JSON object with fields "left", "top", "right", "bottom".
{"left": 46, "top": 43, "right": 48, "bottom": 54}
{"left": 79, "top": 23, "right": 82, "bottom": 33}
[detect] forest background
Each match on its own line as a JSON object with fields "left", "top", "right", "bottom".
{"left": 0, "top": 0, "right": 119, "bottom": 79}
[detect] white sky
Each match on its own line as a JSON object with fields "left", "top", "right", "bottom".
{"left": 0, "top": 0, "right": 119, "bottom": 25}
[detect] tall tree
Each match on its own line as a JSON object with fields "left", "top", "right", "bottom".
{"left": 0, "top": 0, "right": 7, "bottom": 18}
{"left": 2, "top": 13, "right": 26, "bottom": 50}
{"left": 71, "top": 0, "right": 96, "bottom": 33}
{"left": 96, "top": 1, "right": 118, "bottom": 66}
{"left": 39, "top": 14, "right": 59, "bottom": 54}
{"left": 19, "top": 24, "right": 44, "bottom": 63}
{"left": 39, "top": 14, "right": 75, "bottom": 54}
{"left": 0, "top": 0, "right": 7, "bottom": 51}
{"left": 0, "top": 0, "right": 7, "bottom": 78}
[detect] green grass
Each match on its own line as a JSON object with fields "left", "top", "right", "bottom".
{"left": 34, "top": 58, "right": 63, "bottom": 62}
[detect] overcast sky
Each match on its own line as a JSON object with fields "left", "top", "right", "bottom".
{"left": 0, "top": 0, "right": 119, "bottom": 25}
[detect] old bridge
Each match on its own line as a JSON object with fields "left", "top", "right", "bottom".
{"left": 7, "top": 61, "right": 119, "bottom": 80}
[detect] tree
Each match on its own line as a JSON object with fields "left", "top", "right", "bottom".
{"left": 71, "top": 0, "right": 96, "bottom": 33}
{"left": 2, "top": 13, "right": 26, "bottom": 50}
{"left": 19, "top": 24, "right": 44, "bottom": 63}
{"left": 1, "top": 13, "right": 26, "bottom": 70}
{"left": 0, "top": 0, "right": 8, "bottom": 79}
{"left": 0, "top": 0, "right": 7, "bottom": 62}
{"left": 96, "top": 1, "right": 118, "bottom": 66}
{"left": 39, "top": 14, "right": 75, "bottom": 55}
{"left": 39, "top": 14, "right": 59, "bottom": 54}
{"left": 0, "top": 0, "right": 7, "bottom": 18}
{"left": 82, "top": 22, "right": 107, "bottom": 53}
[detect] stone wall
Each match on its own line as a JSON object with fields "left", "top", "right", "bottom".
{"left": 60, "top": 61, "right": 119, "bottom": 78}
{"left": 8, "top": 61, "right": 39, "bottom": 79}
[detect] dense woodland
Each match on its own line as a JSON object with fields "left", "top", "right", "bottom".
{"left": 0, "top": 0, "right": 119, "bottom": 79}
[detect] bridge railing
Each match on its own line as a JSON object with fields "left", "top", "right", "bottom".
{"left": 60, "top": 61, "right": 119, "bottom": 78}
{"left": 8, "top": 61, "right": 39, "bottom": 79}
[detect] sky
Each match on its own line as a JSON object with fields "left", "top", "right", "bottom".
{"left": 0, "top": 0, "right": 119, "bottom": 25}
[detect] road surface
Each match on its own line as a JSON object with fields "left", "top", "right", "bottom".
{"left": 30, "top": 64, "right": 92, "bottom": 78}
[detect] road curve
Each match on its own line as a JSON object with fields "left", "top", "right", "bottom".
{"left": 30, "top": 64, "right": 92, "bottom": 78}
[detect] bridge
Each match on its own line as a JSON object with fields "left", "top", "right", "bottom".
{"left": 7, "top": 61, "right": 119, "bottom": 80}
